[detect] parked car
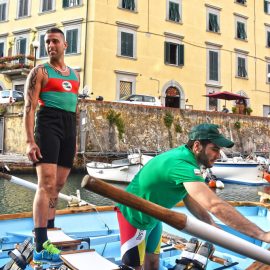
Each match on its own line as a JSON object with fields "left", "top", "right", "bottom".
{"left": 116, "top": 94, "right": 161, "bottom": 106}
{"left": 0, "top": 90, "right": 24, "bottom": 104}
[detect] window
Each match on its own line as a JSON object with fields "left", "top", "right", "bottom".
{"left": 18, "top": 0, "right": 30, "bottom": 18}
{"left": 167, "top": 0, "right": 181, "bottom": 23}
{"left": 208, "top": 50, "right": 219, "bottom": 81}
{"left": 265, "top": 0, "right": 270, "bottom": 14}
{"left": 39, "top": 33, "right": 47, "bottom": 58}
{"left": 62, "top": 0, "right": 81, "bottom": 8}
{"left": 164, "top": 42, "right": 184, "bottom": 66}
{"left": 41, "top": 0, "right": 54, "bottom": 12}
{"left": 236, "top": 0, "right": 246, "bottom": 4}
{"left": 15, "top": 37, "right": 27, "bottom": 63}
{"left": 120, "top": 81, "right": 132, "bottom": 98}
{"left": 0, "top": 0, "right": 7, "bottom": 21}
{"left": 237, "top": 56, "right": 247, "bottom": 78}
{"left": 121, "top": 0, "right": 135, "bottom": 11}
{"left": 115, "top": 72, "right": 137, "bottom": 99}
{"left": 65, "top": 29, "right": 78, "bottom": 54}
{"left": 207, "top": 11, "right": 220, "bottom": 33}
{"left": 236, "top": 21, "right": 247, "bottom": 40}
{"left": 267, "top": 31, "right": 270, "bottom": 47}
{"left": 267, "top": 63, "right": 270, "bottom": 83}
{"left": 121, "top": 32, "right": 133, "bottom": 57}
{"left": 117, "top": 26, "right": 137, "bottom": 58}
{"left": 0, "top": 42, "right": 4, "bottom": 57}
{"left": 207, "top": 89, "right": 218, "bottom": 111}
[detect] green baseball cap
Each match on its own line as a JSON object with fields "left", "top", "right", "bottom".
{"left": 188, "top": 123, "right": 234, "bottom": 148}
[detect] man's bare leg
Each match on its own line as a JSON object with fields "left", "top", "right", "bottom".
{"left": 144, "top": 253, "right": 159, "bottom": 270}
{"left": 47, "top": 166, "right": 71, "bottom": 223}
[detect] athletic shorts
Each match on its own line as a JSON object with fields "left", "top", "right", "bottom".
{"left": 34, "top": 106, "right": 76, "bottom": 168}
{"left": 116, "top": 208, "right": 162, "bottom": 267}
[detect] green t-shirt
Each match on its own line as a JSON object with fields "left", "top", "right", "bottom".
{"left": 118, "top": 145, "right": 205, "bottom": 230}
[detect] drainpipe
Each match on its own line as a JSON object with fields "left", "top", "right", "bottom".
{"left": 82, "top": 0, "right": 90, "bottom": 87}
{"left": 253, "top": 0, "right": 257, "bottom": 92}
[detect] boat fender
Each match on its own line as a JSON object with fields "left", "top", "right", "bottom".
{"left": 208, "top": 179, "right": 216, "bottom": 188}
{"left": 190, "top": 242, "right": 214, "bottom": 270}
{"left": 169, "top": 238, "right": 199, "bottom": 270}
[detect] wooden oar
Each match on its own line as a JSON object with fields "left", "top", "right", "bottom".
{"left": 0, "top": 172, "right": 93, "bottom": 207}
{"left": 81, "top": 176, "right": 270, "bottom": 265}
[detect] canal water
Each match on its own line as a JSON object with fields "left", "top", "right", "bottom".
{"left": 0, "top": 172, "right": 267, "bottom": 214}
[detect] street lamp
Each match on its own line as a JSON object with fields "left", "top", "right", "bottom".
{"left": 32, "top": 40, "right": 40, "bottom": 67}
{"left": 150, "top": 77, "right": 160, "bottom": 94}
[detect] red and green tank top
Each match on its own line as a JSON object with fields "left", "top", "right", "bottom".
{"left": 39, "top": 63, "right": 79, "bottom": 113}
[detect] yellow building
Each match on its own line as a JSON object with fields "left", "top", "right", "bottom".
{"left": 0, "top": 0, "right": 270, "bottom": 116}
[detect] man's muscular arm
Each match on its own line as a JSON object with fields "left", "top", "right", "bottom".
{"left": 23, "top": 65, "right": 46, "bottom": 162}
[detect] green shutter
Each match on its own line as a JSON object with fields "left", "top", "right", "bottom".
{"left": 66, "top": 29, "right": 78, "bottom": 53}
{"left": 164, "top": 42, "right": 170, "bottom": 63}
{"left": 169, "top": 2, "right": 180, "bottom": 22}
{"left": 268, "top": 32, "right": 270, "bottom": 47}
{"left": 178, "top": 44, "right": 184, "bottom": 65}
{"left": 209, "top": 51, "right": 218, "bottom": 81}
{"left": 63, "top": 0, "right": 69, "bottom": 8}
{"left": 0, "top": 42, "right": 4, "bottom": 57}
{"left": 39, "top": 34, "right": 46, "bottom": 57}
{"left": 265, "top": 0, "right": 268, "bottom": 13}
{"left": 121, "top": 32, "right": 133, "bottom": 57}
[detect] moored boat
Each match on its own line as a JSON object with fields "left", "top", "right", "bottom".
{"left": 86, "top": 153, "right": 153, "bottom": 183}
{"left": 210, "top": 151, "right": 268, "bottom": 186}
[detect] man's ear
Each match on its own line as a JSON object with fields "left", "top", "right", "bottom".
{"left": 193, "top": 141, "right": 202, "bottom": 153}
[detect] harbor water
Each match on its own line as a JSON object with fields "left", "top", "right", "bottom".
{"left": 0, "top": 172, "right": 268, "bottom": 214}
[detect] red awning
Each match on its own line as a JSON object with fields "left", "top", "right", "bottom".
{"left": 204, "top": 91, "right": 248, "bottom": 100}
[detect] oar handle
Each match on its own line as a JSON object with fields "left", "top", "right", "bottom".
{"left": 81, "top": 175, "right": 187, "bottom": 230}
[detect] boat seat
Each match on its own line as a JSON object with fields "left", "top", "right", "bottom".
{"left": 60, "top": 249, "right": 120, "bottom": 270}
{"left": 47, "top": 228, "right": 82, "bottom": 250}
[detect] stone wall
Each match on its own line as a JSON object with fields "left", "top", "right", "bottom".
{"left": 3, "top": 101, "right": 270, "bottom": 159}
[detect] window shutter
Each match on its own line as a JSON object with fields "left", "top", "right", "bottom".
{"left": 66, "top": 30, "right": 72, "bottom": 53}
{"left": 23, "top": 0, "right": 28, "bottom": 16}
{"left": 0, "top": 42, "right": 4, "bottom": 57}
{"left": 178, "top": 44, "right": 184, "bottom": 65}
{"left": 164, "top": 42, "right": 170, "bottom": 63}
{"left": 213, "top": 14, "right": 219, "bottom": 32}
{"left": 63, "top": 0, "right": 69, "bottom": 8}
{"left": 121, "top": 32, "right": 133, "bottom": 57}
{"left": 209, "top": 51, "right": 218, "bottom": 81}
{"left": 268, "top": 32, "right": 270, "bottom": 47}
{"left": 265, "top": 0, "right": 268, "bottom": 13}
{"left": 169, "top": 2, "right": 180, "bottom": 22}
{"left": 268, "top": 65, "right": 270, "bottom": 82}
{"left": 0, "top": 3, "right": 6, "bottom": 21}
{"left": 72, "top": 29, "right": 78, "bottom": 53}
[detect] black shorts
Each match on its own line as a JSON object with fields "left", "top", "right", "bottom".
{"left": 34, "top": 107, "right": 77, "bottom": 168}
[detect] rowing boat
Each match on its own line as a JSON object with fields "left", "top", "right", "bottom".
{"left": 1, "top": 174, "right": 270, "bottom": 269}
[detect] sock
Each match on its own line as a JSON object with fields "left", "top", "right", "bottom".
{"left": 47, "top": 219, "right": 55, "bottom": 229}
{"left": 34, "top": 227, "right": 48, "bottom": 252}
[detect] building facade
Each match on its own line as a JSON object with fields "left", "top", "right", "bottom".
{"left": 0, "top": 0, "right": 270, "bottom": 116}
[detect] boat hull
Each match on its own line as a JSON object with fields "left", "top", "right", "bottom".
{"left": 211, "top": 162, "right": 268, "bottom": 186}
{"left": 0, "top": 203, "right": 270, "bottom": 269}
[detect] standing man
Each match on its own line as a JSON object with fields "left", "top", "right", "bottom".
{"left": 24, "top": 27, "right": 80, "bottom": 263}
{"left": 117, "top": 123, "right": 270, "bottom": 270}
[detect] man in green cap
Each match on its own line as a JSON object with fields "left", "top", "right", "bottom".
{"left": 117, "top": 123, "right": 270, "bottom": 270}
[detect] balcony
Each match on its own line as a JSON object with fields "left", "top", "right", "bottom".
{"left": 0, "top": 55, "right": 34, "bottom": 80}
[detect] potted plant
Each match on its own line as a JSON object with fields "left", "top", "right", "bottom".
{"left": 232, "top": 106, "right": 237, "bottom": 113}
{"left": 245, "top": 107, "right": 253, "bottom": 115}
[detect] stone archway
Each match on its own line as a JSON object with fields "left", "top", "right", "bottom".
{"left": 162, "top": 80, "right": 185, "bottom": 108}
{"left": 165, "top": 87, "right": 180, "bottom": 108}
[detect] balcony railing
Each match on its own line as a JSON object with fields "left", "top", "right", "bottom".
{"left": 0, "top": 55, "right": 34, "bottom": 79}
{"left": 0, "top": 54, "right": 34, "bottom": 71}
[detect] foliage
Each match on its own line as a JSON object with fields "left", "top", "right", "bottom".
{"left": 244, "top": 107, "right": 253, "bottom": 115}
{"left": 232, "top": 106, "right": 237, "bottom": 113}
{"left": 0, "top": 105, "right": 6, "bottom": 116}
{"left": 163, "top": 111, "right": 174, "bottom": 129}
{"left": 234, "top": 121, "right": 241, "bottom": 129}
{"left": 106, "top": 109, "right": 125, "bottom": 139}
{"left": 175, "top": 123, "right": 182, "bottom": 133}
{"left": 0, "top": 54, "right": 35, "bottom": 64}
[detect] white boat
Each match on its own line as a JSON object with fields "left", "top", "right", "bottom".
{"left": 86, "top": 152, "right": 153, "bottom": 183}
{"left": 210, "top": 151, "right": 269, "bottom": 186}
